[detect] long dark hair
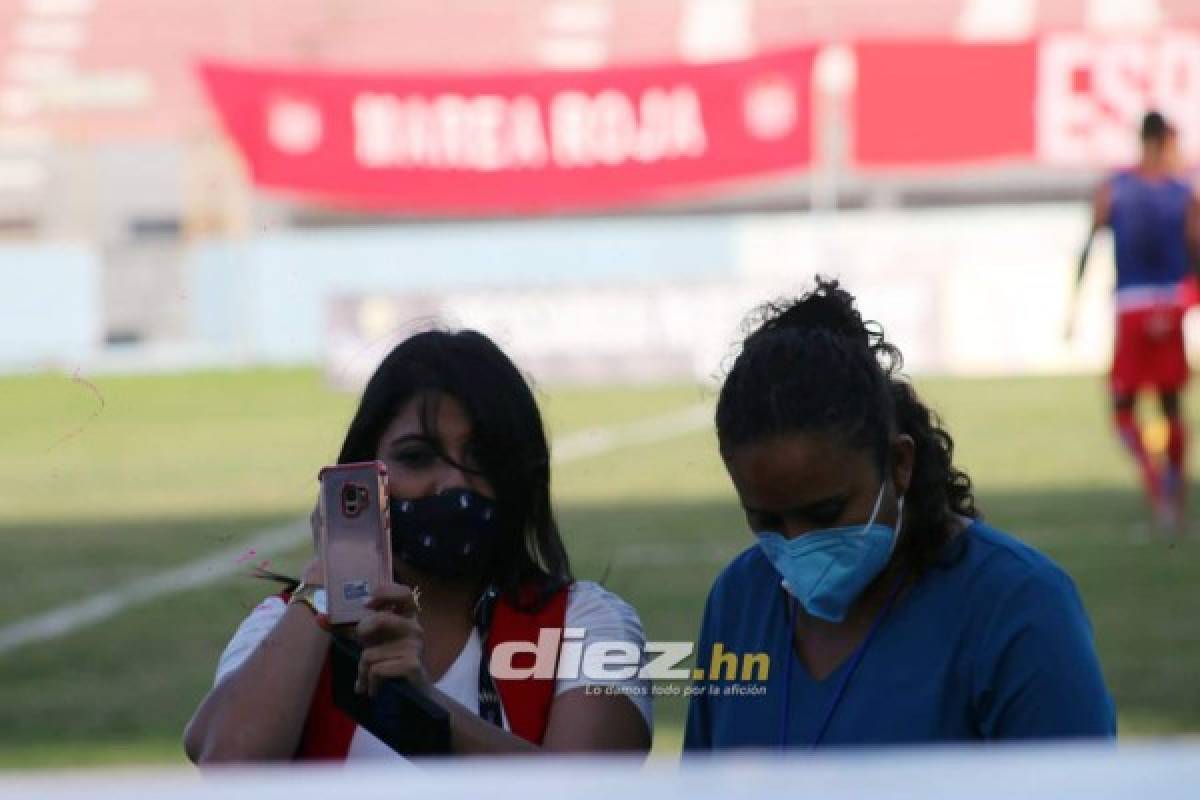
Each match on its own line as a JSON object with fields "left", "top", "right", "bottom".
{"left": 262, "top": 329, "right": 572, "bottom": 609}
{"left": 337, "top": 329, "right": 571, "bottom": 608}
{"left": 715, "top": 277, "right": 977, "bottom": 571}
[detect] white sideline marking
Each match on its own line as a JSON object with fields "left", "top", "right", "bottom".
{"left": 551, "top": 401, "right": 712, "bottom": 462}
{"left": 0, "top": 402, "right": 713, "bottom": 656}
{"left": 0, "top": 520, "right": 307, "bottom": 656}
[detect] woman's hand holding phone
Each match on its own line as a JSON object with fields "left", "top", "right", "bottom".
{"left": 353, "top": 583, "right": 429, "bottom": 697}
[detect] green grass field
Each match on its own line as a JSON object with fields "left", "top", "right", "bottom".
{"left": 0, "top": 368, "right": 1197, "bottom": 768}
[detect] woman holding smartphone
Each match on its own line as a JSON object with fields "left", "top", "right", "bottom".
{"left": 184, "top": 330, "right": 652, "bottom": 761}
{"left": 684, "top": 278, "right": 1115, "bottom": 749}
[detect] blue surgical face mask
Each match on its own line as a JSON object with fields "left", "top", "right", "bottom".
{"left": 755, "top": 482, "right": 904, "bottom": 624}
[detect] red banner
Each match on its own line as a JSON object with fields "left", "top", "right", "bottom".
{"left": 199, "top": 50, "right": 815, "bottom": 215}
{"left": 854, "top": 40, "right": 1037, "bottom": 167}
{"left": 854, "top": 32, "right": 1200, "bottom": 170}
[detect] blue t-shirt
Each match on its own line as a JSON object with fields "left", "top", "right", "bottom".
{"left": 683, "top": 519, "right": 1116, "bottom": 749}
{"left": 1108, "top": 170, "right": 1192, "bottom": 292}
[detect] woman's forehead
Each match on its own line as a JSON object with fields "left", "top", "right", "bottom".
{"left": 726, "top": 432, "right": 877, "bottom": 505}
{"left": 386, "top": 392, "right": 474, "bottom": 440}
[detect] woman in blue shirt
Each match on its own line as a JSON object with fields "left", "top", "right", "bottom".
{"left": 684, "top": 278, "right": 1116, "bottom": 750}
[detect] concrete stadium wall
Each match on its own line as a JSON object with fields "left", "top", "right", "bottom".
{"left": 0, "top": 243, "right": 100, "bottom": 370}
{"left": 182, "top": 203, "right": 1116, "bottom": 383}
{"left": 184, "top": 216, "right": 738, "bottom": 366}
{"left": 735, "top": 204, "right": 1115, "bottom": 377}
{"left": 1, "top": 204, "right": 1130, "bottom": 380}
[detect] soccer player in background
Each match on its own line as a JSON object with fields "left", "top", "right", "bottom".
{"left": 1073, "top": 111, "right": 1200, "bottom": 531}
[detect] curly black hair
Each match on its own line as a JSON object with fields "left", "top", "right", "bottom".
{"left": 716, "top": 276, "right": 977, "bottom": 571}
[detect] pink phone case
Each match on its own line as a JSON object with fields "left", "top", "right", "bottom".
{"left": 318, "top": 461, "right": 393, "bottom": 626}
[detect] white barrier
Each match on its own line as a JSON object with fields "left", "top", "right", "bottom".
{"left": 2, "top": 743, "right": 1198, "bottom": 799}
{"left": 0, "top": 243, "right": 100, "bottom": 371}
{"left": 0, "top": 203, "right": 1148, "bottom": 380}
{"left": 322, "top": 203, "right": 1128, "bottom": 387}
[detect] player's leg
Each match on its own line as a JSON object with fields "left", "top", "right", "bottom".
{"left": 1153, "top": 304, "right": 1189, "bottom": 528}
{"left": 1113, "top": 392, "right": 1163, "bottom": 511}
{"left": 1160, "top": 390, "right": 1187, "bottom": 527}
{"left": 1112, "top": 310, "right": 1163, "bottom": 511}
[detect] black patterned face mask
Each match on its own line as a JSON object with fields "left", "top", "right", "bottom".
{"left": 389, "top": 489, "right": 500, "bottom": 580}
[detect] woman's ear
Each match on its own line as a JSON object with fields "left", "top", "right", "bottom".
{"left": 892, "top": 434, "right": 915, "bottom": 497}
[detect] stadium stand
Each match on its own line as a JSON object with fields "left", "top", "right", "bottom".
{"left": 2, "top": 0, "right": 1198, "bottom": 143}
{"left": 0, "top": 0, "right": 1195, "bottom": 348}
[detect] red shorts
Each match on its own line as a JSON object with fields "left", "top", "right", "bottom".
{"left": 1181, "top": 274, "right": 1200, "bottom": 309}
{"left": 1111, "top": 305, "right": 1189, "bottom": 395}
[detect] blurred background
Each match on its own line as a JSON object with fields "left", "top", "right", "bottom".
{"left": 1, "top": 0, "right": 1198, "bottom": 768}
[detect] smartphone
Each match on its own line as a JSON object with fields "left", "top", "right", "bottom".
{"left": 318, "top": 461, "right": 393, "bottom": 626}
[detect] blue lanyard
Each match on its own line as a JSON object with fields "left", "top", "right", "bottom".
{"left": 777, "top": 573, "right": 908, "bottom": 749}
